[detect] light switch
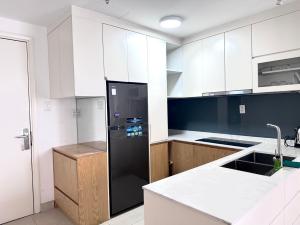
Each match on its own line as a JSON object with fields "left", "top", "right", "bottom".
{"left": 239, "top": 105, "right": 246, "bottom": 114}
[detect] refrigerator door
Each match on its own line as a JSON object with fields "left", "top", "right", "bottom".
{"left": 107, "top": 82, "right": 149, "bottom": 216}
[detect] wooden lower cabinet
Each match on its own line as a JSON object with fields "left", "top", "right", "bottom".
{"left": 170, "top": 141, "right": 194, "bottom": 175}
{"left": 53, "top": 144, "right": 109, "bottom": 225}
{"left": 150, "top": 142, "right": 169, "bottom": 182}
{"left": 170, "top": 141, "right": 239, "bottom": 175}
{"left": 193, "top": 144, "right": 238, "bottom": 167}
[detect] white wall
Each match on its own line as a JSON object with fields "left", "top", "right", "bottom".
{"left": 0, "top": 17, "right": 77, "bottom": 204}
{"left": 76, "top": 97, "right": 107, "bottom": 143}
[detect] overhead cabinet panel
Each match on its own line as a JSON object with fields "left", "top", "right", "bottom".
{"left": 252, "top": 11, "right": 300, "bottom": 57}
{"left": 72, "top": 17, "right": 106, "bottom": 96}
{"left": 103, "top": 24, "right": 128, "bottom": 82}
{"left": 48, "top": 16, "right": 105, "bottom": 98}
{"left": 225, "top": 26, "right": 252, "bottom": 91}
{"left": 182, "top": 40, "right": 203, "bottom": 97}
{"left": 202, "top": 33, "right": 225, "bottom": 94}
{"left": 127, "top": 31, "right": 148, "bottom": 83}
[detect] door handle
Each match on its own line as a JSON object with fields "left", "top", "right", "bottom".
{"left": 15, "top": 128, "right": 30, "bottom": 151}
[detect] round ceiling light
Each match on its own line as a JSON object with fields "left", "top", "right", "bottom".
{"left": 160, "top": 16, "right": 183, "bottom": 29}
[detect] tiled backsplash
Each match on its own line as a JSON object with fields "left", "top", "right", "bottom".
{"left": 168, "top": 93, "right": 300, "bottom": 138}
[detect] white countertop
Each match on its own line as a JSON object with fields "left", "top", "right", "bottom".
{"left": 144, "top": 130, "right": 300, "bottom": 224}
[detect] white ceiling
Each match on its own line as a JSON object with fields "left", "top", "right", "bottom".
{"left": 0, "top": 0, "right": 297, "bottom": 38}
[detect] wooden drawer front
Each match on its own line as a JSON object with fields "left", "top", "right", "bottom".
{"left": 53, "top": 152, "right": 78, "bottom": 202}
{"left": 150, "top": 143, "right": 169, "bottom": 182}
{"left": 171, "top": 142, "right": 194, "bottom": 175}
{"left": 55, "top": 188, "right": 79, "bottom": 224}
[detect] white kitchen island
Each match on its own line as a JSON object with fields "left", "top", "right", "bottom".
{"left": 143, "top": 130, "right": 300, "bottom": 225}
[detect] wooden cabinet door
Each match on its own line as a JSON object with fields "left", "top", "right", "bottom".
{"left": 170, "top": 142, "right": 194, "bottom": 175}
{"left": 225, "top": 26, "right": 252, "bottom": 91}
{"left": 194, "top": 145, "right": 238, "bottom": 167}
{"left": 150, "top": 143, "right": 169, "bottom": 182}
{"left": 147, "top": 37, "right": 168, "bottom": 143}
{"left": 127, "top": 31, "right": 148, "bottom": 83}
{"left": 193, "top": 145, "right": 216, "bottom": 167}
{"left": 213, "top": 147, "right": 237, "bottom": 160}
{"left": 202, "top": 33, "right": 225, "bottom": 94}
{"left": 103, "top": 24, "right": 128, "bottom": 82}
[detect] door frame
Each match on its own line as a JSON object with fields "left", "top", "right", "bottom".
{"left": 0, "top": 32, "right": 41, "bottom": 213}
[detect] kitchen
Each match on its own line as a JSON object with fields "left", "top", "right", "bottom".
{"left": 0, "top": 0, "right": 300, "bottom": 225}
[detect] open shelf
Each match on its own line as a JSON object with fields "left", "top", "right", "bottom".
{"left": 167, "top": 69, "right": 182, "bottom": 76}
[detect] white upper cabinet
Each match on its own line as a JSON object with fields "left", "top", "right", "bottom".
{"left": 127, "top": 31, "right": 148, "bottom": 83}
{"left": 225, "top": 26, "right": 252, "bottom": 91}
{"left": 182, "top": 40, "right": 203, "bottom": 97}
{"left": 252, "top": 11, "right": 300, "bottom": 57}
{"left": 103, "top": 24, "right": 148, "bottom": 83}
{"left": 202, "top": 33, "right": 225, "bottom": 94}
{"left": 103, "top": 24, "right": 128, "bottom": 82}
{"left": 147, "top": 37, "right": 168, "bottom": 143}
{"left": 72, "top": 17, "right": 105, "bottom": 96}
{"left": 48, "top": 16, "right": 105, "bottom": 98}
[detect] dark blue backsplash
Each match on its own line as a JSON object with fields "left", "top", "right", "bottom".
{"left": 168, "top": 93, "right": 300, "bottom": 138}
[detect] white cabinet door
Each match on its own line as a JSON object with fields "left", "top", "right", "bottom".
{"left": 182, "top": 40, "right": 203, "bottom": 97}
{"left": 48, "top": 28, "right": 61, "bottom": 98}
{"left": 147, "top": 37, "right": 168, "bottom": 143}
{"left": 202, "top": 33, "right": 225, "bottom": 93}
{"left": 252, "top": 11, "right": 300, "bottom": 57}
{"left": 103, "top": 24, "right": 128, "bottom": 82}
{"left": 127, "top": 31, "right": 148, "bottom": 83}
{"left": 72, "top": 17, "right": 105, "bottom": 96}
{"left": 58, "top": 18, "right": 75, "bottom": 98}
{"left": 225, "top": 26, "right": 252, "bottom": 91}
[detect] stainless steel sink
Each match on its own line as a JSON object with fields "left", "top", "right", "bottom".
{"left": 221, "top": 152, "right": 296, "bottom": 176}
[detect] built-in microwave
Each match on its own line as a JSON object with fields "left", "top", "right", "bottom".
{"left": 252, "top": 49, "right": 300, "bottom": 93}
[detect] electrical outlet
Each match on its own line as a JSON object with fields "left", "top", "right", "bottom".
{"left": 239, "top": 105, "right": 246, "bottom": 114}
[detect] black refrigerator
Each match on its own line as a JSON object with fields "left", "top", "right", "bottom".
{"left": 107, "top": 81, "right": 149, "bottom": 216}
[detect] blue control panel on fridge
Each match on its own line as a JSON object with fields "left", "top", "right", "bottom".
{"left": 126, "top": 118, "right": 144, "bottom": 137}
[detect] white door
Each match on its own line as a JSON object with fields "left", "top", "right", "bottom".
{"left": 0, "top": 38, "right": 34, "bottom": 224}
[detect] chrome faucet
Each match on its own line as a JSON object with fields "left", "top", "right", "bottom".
{"left": 267, "top": 123, "right": 283, "bottom": 167}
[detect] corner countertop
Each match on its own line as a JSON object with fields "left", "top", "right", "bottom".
{"left": 144, "top": 130, "right": 300, "bottom": 224}
{"left": 53, "top": 141, "right": 107, "bottom": 160}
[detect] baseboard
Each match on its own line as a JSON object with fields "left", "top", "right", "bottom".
{"left": 40, "top": 201, "right": 54, "bottom": 212}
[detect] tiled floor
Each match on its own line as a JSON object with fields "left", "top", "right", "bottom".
{"left": 4, "top": 206, "right": 144, "bottom": 225}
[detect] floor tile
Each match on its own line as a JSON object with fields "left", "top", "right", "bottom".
{"left": 132, "top": 220, "right": 144, "bottom": 225}
{"left": 5, "top": 216, "right": 35, "bottom": 225}
{"left": 32, "top": 208, "right": 74, "bottom": 225}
